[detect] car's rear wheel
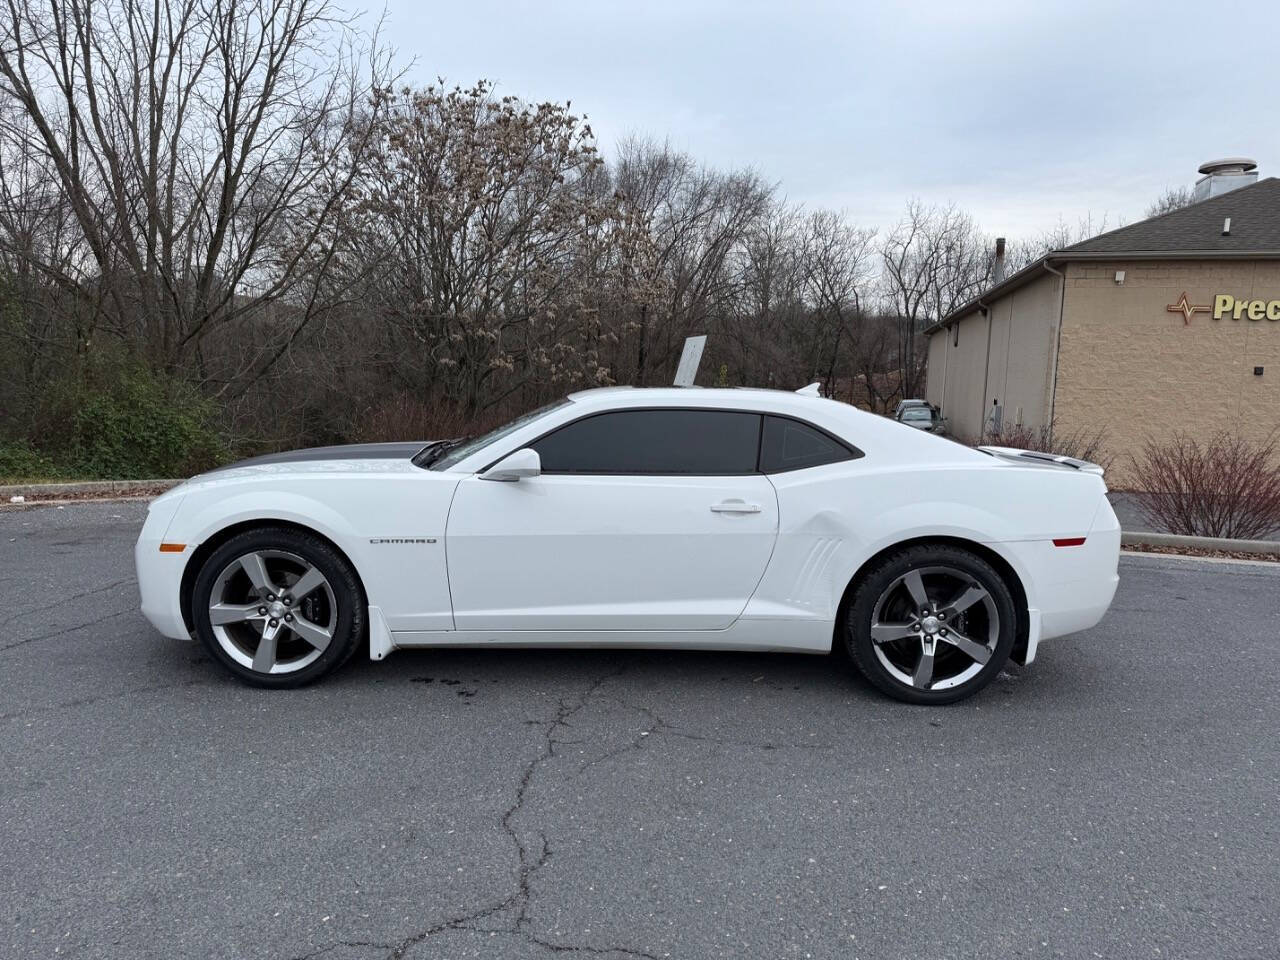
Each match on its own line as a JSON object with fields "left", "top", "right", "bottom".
{"left": 845, "top": 544, "right": 1016, "bottom": 704}
{"left": 192, "top": 527, "right": 364, "bottom": 687}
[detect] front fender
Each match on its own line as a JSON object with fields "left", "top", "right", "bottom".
{"left": 180, "top": 491, "right": 357, "bottom": 552}
{"left": 168, "top": 474, "right": 458, "bottom": 632}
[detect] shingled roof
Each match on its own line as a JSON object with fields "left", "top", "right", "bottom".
{"left": 927, "top": 176, "right": 1280, "bottom": 333}
{"left": 1060, "top": 176, "right": 1280, "bottom": 254}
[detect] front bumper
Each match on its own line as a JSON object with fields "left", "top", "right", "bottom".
{"left": 135, "top": 492, "right": 194, "bottom": 640}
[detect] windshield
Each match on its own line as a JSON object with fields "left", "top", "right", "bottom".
{"left": 424, "top": 398, "right": 571, "bottom": 471}
{"left": 902, "top": 408, "right": 933, "bottom": 421}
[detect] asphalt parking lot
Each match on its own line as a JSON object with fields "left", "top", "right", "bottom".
{"left": 2, "top": 501, "right": 1277, "bottom": 960}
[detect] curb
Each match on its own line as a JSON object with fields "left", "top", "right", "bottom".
{"left": 1, "top": 478, "right": 184, "bottom": 499}
{"left": 1121, "top": 530, "right": 1279, "bottom": 555}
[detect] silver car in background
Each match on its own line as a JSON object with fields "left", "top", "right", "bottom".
{"left": 895, "top": 403, "right": 946, "bottom": 435}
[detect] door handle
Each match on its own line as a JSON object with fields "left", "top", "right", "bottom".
{"left": 710, "top": 500, "right": 761, "bottom": 514}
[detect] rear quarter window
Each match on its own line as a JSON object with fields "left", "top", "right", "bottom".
{"left": 759, "top": 416, "right": 859, "bottom": 473}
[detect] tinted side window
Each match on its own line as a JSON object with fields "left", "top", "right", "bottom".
{"left": 532, "top": 410, "right": 761, "bottom": 475}
{"left": 759, "top": 416, "right": 855, "bottom": 473}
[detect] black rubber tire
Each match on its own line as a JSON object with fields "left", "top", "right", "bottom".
{"left": 191, "top": 526, "right": 364, "bottom": 688}
{"left": 844, "top": 544, "right": 1016, "bottom": 705}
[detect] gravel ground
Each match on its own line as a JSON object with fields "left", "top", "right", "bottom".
{"left": 1, "top": 501, "right": 1277, "bottom": 960}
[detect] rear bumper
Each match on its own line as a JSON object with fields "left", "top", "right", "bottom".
{"left": 1005, "top": 500, "right": 1121, "bottom": 663}
{"left": 1034, "top": 567, "right": 1119, "bottom": 648}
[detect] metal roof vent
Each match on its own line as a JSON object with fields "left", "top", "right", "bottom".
{"left": 1193, "top": 158, "right": 1258, "bottom": 202}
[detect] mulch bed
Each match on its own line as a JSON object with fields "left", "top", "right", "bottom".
{"left": 3, "top": 484, "right": 176, "bottom": 506}
{"left": 1123, "top": 542, "right": 1280, "bottom": 563}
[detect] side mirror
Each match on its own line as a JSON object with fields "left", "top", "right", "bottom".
{"left": 480, "top": 448, "right": 541, "bottom": 482}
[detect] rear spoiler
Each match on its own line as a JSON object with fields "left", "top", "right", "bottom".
{"left": 977, "top": 445, "right": 1105, "bottom": 476}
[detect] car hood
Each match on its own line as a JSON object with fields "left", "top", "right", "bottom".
{"left": 189, "top": 442, "right": 432, "bottom": 485}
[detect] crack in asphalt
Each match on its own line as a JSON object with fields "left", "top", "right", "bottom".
{"left": 0, "top": 677, "right": 217, "bottom": 723}
{"left": 0, "top": 606, "right": 135, "bottom": 653}
{"left": 289, "top": 669, "right": 835, "bottom": 960}
{"left": 5, "top": 577, "right": 133, "bottom": 625}
{"left": 296, "top": 663, "right": 662, "bottom": 960}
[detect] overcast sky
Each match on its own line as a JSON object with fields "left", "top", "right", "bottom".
{"left": 381, "top": 0, "right": 1279, "bottom": 240}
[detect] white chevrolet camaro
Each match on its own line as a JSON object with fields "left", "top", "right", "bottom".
{"left": 136, "top": 386, "right": 1120, "bottom": 704}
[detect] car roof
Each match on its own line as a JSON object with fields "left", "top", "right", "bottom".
{"left": 566, "top": 385, "right": 833, "bottom": 416}
{"left": 436, "top": 385, "right": 991, "bottom": 473}
{"left": 561, "top": 386, "right": 965, "bottom": 457}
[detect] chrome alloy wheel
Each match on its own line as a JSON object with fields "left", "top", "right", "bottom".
{"left": 868, "top": 565, "right": 999, "bottom": 691}
{"left": 207, "top": 550, "right": 337, "bottom": 675}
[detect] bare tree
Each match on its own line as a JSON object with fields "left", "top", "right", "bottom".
{"left": 354, "top": 81, "right": 613, "bottom": 412}
{"left": 1145, "top": 185, "right": 1194, "bottom": 218}
{"left": 880, "top": 200, "right": 990, "bottom": 399}
{"left": 849, "top": 312, "right": 900, "bottom": 412}
{"left": 799, "top": 209, "right": 875, "bottom": 395}
{"left": 612, "top": 138, "right": 772, "bottom": 385}
{"left": 1003, "top": 212, "right": 1117, "bottom": 272}
{"left": 0, "top": 0, "right": 392, "bottom": 385}
{"left": 724, "top": 203, "right": 805, "bottom": 387}
{"left": 0, "top": 107, "right": 97, "bottom": 418}
{"left": 0, "top": 23, "right": 1157, "bottom": 474}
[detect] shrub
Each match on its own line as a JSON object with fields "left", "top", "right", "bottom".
{"left": 981, "top": 419, "right": 1114, "bottom": 474}
{"left": 1129, "top": 432, "right": 1280, "bottom": 540}
{"left": 45, "top": 367, "right": 230, "bottom": 479}
{"left": 0, "top": 439, "right": 62, "bottom": 482}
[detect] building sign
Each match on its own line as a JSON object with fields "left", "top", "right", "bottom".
{"left": 1213, "top": 294, "right": 1280, "bottom": 321}
{"left": 1167, "top": 292, "right": 1280, "bottom": 323}
{"left": 1166, "top": 292, "right": 1209, "bottom": 324}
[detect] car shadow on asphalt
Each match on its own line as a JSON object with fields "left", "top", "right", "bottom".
{"left": 168, "top": 631, "right": 1094, "bottom": 711}
{"left": 344, "top": 644, "right": 859, "bottom": 693}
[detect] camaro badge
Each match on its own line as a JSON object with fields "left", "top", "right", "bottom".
{"left": 369, "top": 538, "right": 436, "bottom": 544}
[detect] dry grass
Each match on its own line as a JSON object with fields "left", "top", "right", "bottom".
{"left": 359, "top": 393, "right": 513, "bottom": 444}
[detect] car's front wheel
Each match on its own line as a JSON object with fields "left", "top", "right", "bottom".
{"left": 845, "top": 544, "right": 1016, "bottom": 704}
{"left": 191, "top": 527, "right": 364, "bottom": 687}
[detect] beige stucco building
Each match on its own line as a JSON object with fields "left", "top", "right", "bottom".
{"left": 924, "top": 165, "right": 1280, "bottom": 483}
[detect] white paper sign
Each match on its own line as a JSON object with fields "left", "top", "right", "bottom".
{"left": 673, "top": 335, "right": 707, "bottom": 387}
